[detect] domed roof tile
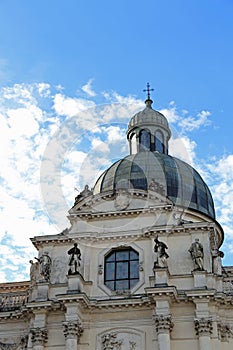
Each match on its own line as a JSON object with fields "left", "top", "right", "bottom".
{"left": 93, "top": 151, "right": 215, "bottom": 219}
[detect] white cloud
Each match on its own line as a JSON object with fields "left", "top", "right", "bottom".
{"left": 169, "top": 135, "right": 196, "bottom": 165}
{"left": 37, "top": 83, "right": 51, "bottom": 97}
{"left": 159, "top": 102, "right": 180, "bottom": 123}
{"left": 7, "top": 107, "right": 40, "bottom": 137}
{"left": 53, "top": 93, "right": 95, "bottom": 117}
{"left": 91, "top": 138, "right": 110, "bottom": 153}
{"left": 178, "top": 110, "right": 211, "bottom": 131}
{"left": 81, "top": 78, "right": 96, "bottom": 97}
{"left": 104, "top": 125, "right": 126, "bottom": 144}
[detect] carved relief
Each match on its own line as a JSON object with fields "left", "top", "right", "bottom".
{"left": 63, "top": 320, "right": 83, "bottom": 341}
{"left": 154, "top": 314, "right": 173, "bottom": 334}
{"left": 194, "top": 318, "right": 213, "bottom": 336}
{"left": 149, "top": 179, "right": 165, "bottom": 196}
{"left": 19, "top": 335, "right": 28, "bottom": 349}
{"left": 30, "top": 327, "right": 48, "bottom": 346}
{"left": 0, "top": 336, "right": 28, "bottom": 349}
{"left": 98, "top": 330, "right": 142, "bottom": 350}
{"left": 129, "top": 341, "right": 136, "bottom": 350}
{"left": 114, "top": 190, "right": 130, "bottom": 210}
{"left": 0, "top": 342, "right": 18, "bottom": 350}
{"left": 218, "top": 323, "right": 233, "bottom": 342}
{"left": 101, "top": 332, "right": 123, "bottom": 350}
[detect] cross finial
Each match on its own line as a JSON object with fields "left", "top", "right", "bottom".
{"left": 143, "top": 82, "right": 154, "bottom": 100}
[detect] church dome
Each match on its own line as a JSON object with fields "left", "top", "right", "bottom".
{"left": 93, "top": 151, "right": 215, "bottom": 219}
{"left": 92, "top": 84, "right": 215, "bottom": 220}
{"left": 128, "top": 100, "right": 170, "bottom": 132}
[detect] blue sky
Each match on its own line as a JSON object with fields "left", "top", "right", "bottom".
{"left": 0, "top": 0, "right": 233, "bottom": 281}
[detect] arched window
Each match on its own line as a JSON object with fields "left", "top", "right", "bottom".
{"left": 139, "top": 129, "right": 150, "bottom": 151}
{"left": 155, "top": 130, "right": 164, "bottom": 153}
{"left": 104, "top": 247, "right": 139, "bottom": 291}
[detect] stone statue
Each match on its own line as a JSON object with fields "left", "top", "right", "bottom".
{"left": 29, "top": 259, "right": 39, "bottom": 284}
{"left": 35, "top": 252, "right": 52, "bottom": 281}
{"left": 189, "top": 238, "right": 204, "bottom": 270}
{"left": 73, "top": 185, "right": 93, "bottom": 206}
{"left": 213, "top": 249, "right": 224, "bottom": 275}
{"left": 154, "top": 235, "right": 169, "bottom": 268}
{"left": 68, "top": 243, "right": 81, "bottom": 275}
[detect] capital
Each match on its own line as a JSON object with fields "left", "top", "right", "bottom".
{"left": 194, "top": 318, "right": 213, "bottom": 336}
{"left": 30, "top": 327, "right": 48, "bottom": 346}
{"left": 153, "top": 314, "right": 173, "bottom": 334}
{"left": 63, "top": 320, "right": 83, "bottom": 341}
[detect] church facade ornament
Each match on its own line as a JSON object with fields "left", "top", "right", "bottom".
{"left": 0, "top": 342, "right": 18, "bottom": 350}
{"left": 101, "top": 332, "right": 123, "bottom": 350}
{"left": 218, "top": 323, "right": 233, "bottom": 342}
{"left": 30, "top": 327, "right": 48, "bottom": 346}
{"left": 194, "top": 318, "right": 213, "bottom": 336}
{"left": 189, "top": 239, "right": 204, "bottom": 271}
{"left": 35, "top": 252, "right": 52, "bottom": 282}
{"left": 62, "top": 320, "right": 83, "bottom": 341}
{"left": 153, "top": 235, "right": 169, "bottom": 268}
{"left": 114, "top": 189, "right": 130, "bottom": 210}
{"left": 153, "top": 314, "right": 174, "bottom": 334}
{"left": 67, "top": 243, "right": 82, "bottom": 275}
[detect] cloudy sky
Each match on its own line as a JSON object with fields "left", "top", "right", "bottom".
{"left": 0, "top": 0, "right": 233, "bottom": 282}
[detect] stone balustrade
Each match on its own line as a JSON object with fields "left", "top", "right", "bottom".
{"left": 0, "top": 292, "right": 29, "bottom": 312}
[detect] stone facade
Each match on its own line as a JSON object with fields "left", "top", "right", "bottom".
{"left": 0, "top": 95, "right": 233, "bottom": 350}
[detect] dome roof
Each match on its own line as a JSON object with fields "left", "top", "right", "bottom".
{"left": 127, "top": 99, "right": 171, "bottom": 137}
{"left": 93, "top": 151, "right": 215, "bottom": 219}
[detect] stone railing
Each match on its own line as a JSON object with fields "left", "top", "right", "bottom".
{"left": 223, "top": 281, "right": 233, "bottom": 294}
{"left": 0, "top": 292, "right": 29, "bottom": 312}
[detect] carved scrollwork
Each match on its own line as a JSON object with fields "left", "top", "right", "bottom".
{"left": 62, "top": 320, "right": 83, "bottom": 341}
{"left": 101, "top": 332, "right": 123, "bottom": 350}
{"left": 0, "top": 342, "right": 18, "bottom": 350}
{"left": 30, "top": 327, "right": 48, "bottom": 346}
{"left": 218, "top": 323, "right": 233, "bottom": 342}
{"left": 0, "top": 334, "right": 28, "bottom": 350}
{"left": 20, "top": 335, "right": 28, "bottom": 349}
{"left": 194, "top": 318, "right": 213, "bottom": 336}
{"left": 153, "top": 314, "right": 174, "bottom": 334}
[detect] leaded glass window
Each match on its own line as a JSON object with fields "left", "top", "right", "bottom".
{"left": 104, "top": 248, "right": 139, "bottom": 291}
{"left": 155, "top": 130, "right": 164, "bottom": 153}
{"left": 139, "top": 129, "right": 150, "bottom": 151}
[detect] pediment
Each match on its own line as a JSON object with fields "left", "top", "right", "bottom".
{"left": 69, "top": 189, "right": 173, "bottom": 216}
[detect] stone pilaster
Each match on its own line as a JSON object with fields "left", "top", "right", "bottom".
{"left": 194, "top": 318, "right": 212, "bottom": 350}
{"left": 153, "top": 314, "right": 173, "bottom": 350}
{"left": 30, "top": 327, "right": 48, "bottom": 350}
{"left": 63, "top": 320, "right": 83, "bottom": 350}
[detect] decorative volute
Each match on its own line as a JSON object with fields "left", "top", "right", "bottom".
{"left": 126, "top": 83, "right": 171, "bottom": 155}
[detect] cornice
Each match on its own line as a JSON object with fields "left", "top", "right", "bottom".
{"left": 68, "top": 204, "right": 173, "bottom": 221}
{"left": 30, "top": 221, "right": 219, "bottom": 248}
{"left": 57, "top": 292, "right": 153, "bottom": 311}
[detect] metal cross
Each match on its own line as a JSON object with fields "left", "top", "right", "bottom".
{"left": 143, "top": 82, "right": 154, "bottom": 99}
